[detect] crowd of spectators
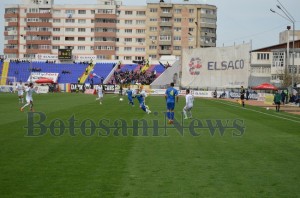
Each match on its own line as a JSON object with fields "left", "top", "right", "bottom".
{"left": 30, "top": 67, "right": 42, "bottom": 72}
{"left": 113, "top": 69, "right": 157, "bottom": 85}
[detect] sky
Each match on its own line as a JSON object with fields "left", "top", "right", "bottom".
{"left": 0, "top": 0, "right": 299, "bottom": 53}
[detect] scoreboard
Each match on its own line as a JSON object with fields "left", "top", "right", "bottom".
{"left": 58, "top": 49, "right": 72, "bottom": 60}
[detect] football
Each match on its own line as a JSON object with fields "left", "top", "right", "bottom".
{"left": 119, "top": 98, "right": 124, "bottom": 101}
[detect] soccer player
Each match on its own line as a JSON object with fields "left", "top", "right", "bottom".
{"left": 95, "top": 84, "right": 104, "bottom": 104}
{"left": 16, "top": 82, "right": 24, "bottom": 104}
{"left": 126, "top": 87, "right": 134, "bottom": 106}
{"left": 136, "top": 87, "right": 151, "bottom": 114}
{"left": 165, "top": 82, "right": 179, "bottom": 124}
{"left": 273, "top": 90, "right": 282, "bottom": 112}
{"left": 20, "top": 83, "right": 38, "bottom": 112}
{"left": 240, "top": 86, "right": 245, "bottom": 107}
{"left": 183, "top": 89, "right": 194, "bottom": 119}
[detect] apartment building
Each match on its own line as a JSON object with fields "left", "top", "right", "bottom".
{"left": 3, "top": 0, "right": 217, "bottom": 61}
{"left": 146, "top": 0, "right": 217, "bottom": 60}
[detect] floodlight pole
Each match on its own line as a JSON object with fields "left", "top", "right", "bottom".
{"left": 270, "top": 1, "right": 295, "bottom": 88}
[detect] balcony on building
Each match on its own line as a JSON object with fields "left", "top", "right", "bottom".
{"left": 160, "top": 12, "right": 172, "bottom": 18}
{"left": 4, "top": 13, "right": 19, "bottom": 18}
{"left": 26, "top": 49, "right": 51, "bottom": 54}
{"left": 159, "top": 41, "right": 172, "bottom": 45}
{"left": 8, "top": 22, "right": 18, "bottom": 27}
{"left": 94, "top": 22, "right": 116, "bottom": 28}
{"left": 94, "top": 32, "right": 116, "bottom": 37}
{"left": 94, "top": 50, "right": 115, "bottom": 56}
{"left": 200, "top": 23, "right": 216, "bottom": 29}
{"left": 8, "top": 40, "right": 18, "bottom": 45}
{"left": 4, "top": 48, "right": 18, "bottom": 53}
{"left": 27, "top": 22, "right": 52, "bottom": 27}
{"left": 27, "top": 12, "right": 52, "bottom": 18}
{"left": 26, "top": 31, "right": 52, "bottom": 36}
{"left": 160, "top": 30, "right": 172, "bottom": 36}
{"left": 159, "top": 3, "right": 173, "bottom": 8}
{"left": 26, "top": 40, "right": 52, "bottom": 45}
{"left": 95, "top": 14, "right": 117, "bottom": 19}
{"left": 159, "top": 49, "right": 172, "bottom": 55}
{"left": 159, "top": 22, "right": 172, "bottom": 27}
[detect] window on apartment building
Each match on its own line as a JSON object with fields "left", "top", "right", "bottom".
{"left": 125, "top": 20, "right": 133, "bottom": 25}
{"left": 174, "top": 9, "right": 181, "bottom": 13}
{"left": 65, "top": 37, "right": 74, "bottom": 41}
{"left": 91, "top": 10, "right": 95, "bottom": 14}
{"left": 149, "top": 27, "right": 157, "bottom": 32}
{"left": 150, "top": 8, "right": 157, "bottom": 12}
{"left": 174, "top": 18, "right": 181, "bottom": 23}
{"left": 150, "top": 18, "right": 157, "bottom": 22}
{"left": 137, "top": 11, "right": 146, "bottom": 15}
{"left": 78, "top": 19, "right": 86, "bottom": 24}
{"left": 98, "top": 9, "right": 113, "bottom": 14}
{"left": 91, "top": 28, "right": 94, "bottom": 32}
{"left": 78, "top": 37, "right": 86, "bottom": 41}
{"left": 66, "top": 28, "right": 75, "bottom": 32}
{"left": 53, "top": 36, "right": 60, "bottom": 40}
{"left": 78, "top": 28, "right": 86, "bottom": 32}
{"left": 41, "top": 18, "right": 50, "bottom": 23}
{"left": 97, "top": 55, "right": 106, "bottom": 60}
{"left": 65, "top": 19, "right": 75, "bottom": 23}
{"left": 91, "top": 19, "right": 94, "bottom": 23}
{"left": 159, "top": 35, "right": 171, "bottom": 41}
{"left": 78, "top": 46, "right": 85, "bottom": 50}
{"left": 53, "top": 19, "right": 61, "bottom": 23}
{"left": 173, "top": 36, "right": 181, "bottom": 41}
{"left": 162, "top": 8, "right": 170, "bottom": 13}
{"left": 149, "top": 55, "right": 157, "bottom": 59}
{"left": 65, "top": 10, "right": 75, "bottom": 14}
{"left": 78, "top": 10, "right": 86, "bottom": 14}
{"left": 136, "top": 20, "right": 145, "bottom": 25}
{"left": 188, "top": 46, "right": 193, "bottom": 49}
{"left": 124, "top": 56, "right": 132, "bottom": 60}
{"left": 174, "top": 27, "right": 181, "bottom": 32}
{"left": 53, "top": 10, "right": 61, "bottom": 14}
{"left": 125, "top": 38, "right": 132, "bottom": 42}
{"left": 161, "top": 18, "right": 170, "bottom": 22}
{"left": 173, "top": 46, "right": 181, "bottom": 50}
{"left": 201, "top": 18, "right": 216, "bottom": 24}
{"left": 135, "top": 48, "right": 145, "bottom": 52}
{"left": 91, "top": 46, "right": 94, "bottom": 50}
{"left": 52, "top": 46, "right": 59, "bottom": 49}
{"left": 124, "top": 47, "right": 132, "bottom": 51}
{"left": 125, "top": 29, "right": 132, "bottom": 33}
{"left": 189, "top": 18, "right": 194, "bottom": 23}
{"left": 53, "top": 28, "right": 60, "bottom": 32}
{"left": 136, "top": 29, "right": 145, "bottom": 34}
{"left": 125, "top": 11, "right": 133, "bottom": 15}
{"left": 28, "top": 8, "right": 38, "bottom": 13}
{"left": 189, "top": 9, "right": 194, "bottom": 13}
{"left": 149, "top": 36, "right": 157, "bottom": 40}
{"left": 149, "top": 46, "right": 157, "bottom": 50}
{"left": 136, "top": 38, "right": 145, "bottom": 43}
{"left": 189, "top": 28, "right": 194, "bottom": 32}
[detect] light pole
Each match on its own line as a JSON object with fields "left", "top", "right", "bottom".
{"left": 270, "top": 0, "right": 296, "bottom": 88}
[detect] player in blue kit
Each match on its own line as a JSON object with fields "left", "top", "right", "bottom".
{"left": 165, "top": 82, "right": 179, "bottom": 124}
{"left": 136, "top": 87, "right": 151, "bottom": 114}
{"left": 126, "top": 87, "right": 134, "bottom": 106}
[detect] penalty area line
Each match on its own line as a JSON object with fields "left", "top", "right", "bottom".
{"left": 211, "top": 100, "right": 300, "bottom": 124}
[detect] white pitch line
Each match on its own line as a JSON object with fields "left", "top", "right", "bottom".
{"left": 211, "top": 100, "right": 300, "bottom": 124}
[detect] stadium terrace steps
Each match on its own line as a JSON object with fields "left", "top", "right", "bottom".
{"left": 0, "top": 62, "right": 10, "bottom": 85}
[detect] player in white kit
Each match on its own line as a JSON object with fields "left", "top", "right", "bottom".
{"left": 95, "top": 84, "right": 104, "bottom": 104}
{"left": 16, "top": 82, "right": 24, "bottom": 103}
{"left": 20, "top": 83, "right": 38, "bottom": 112}
{"left": 183, "top": 89, "right": 194, "bottom": 119}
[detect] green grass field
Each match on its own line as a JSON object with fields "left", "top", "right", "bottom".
{"left": 0, "top": 92, "right": 299, "bottom": 198}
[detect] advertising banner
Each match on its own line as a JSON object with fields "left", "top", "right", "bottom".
{"left": 181, "top": 43, "right": 250, "bottom": 88}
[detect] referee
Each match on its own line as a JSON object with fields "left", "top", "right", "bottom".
{"left": 240, "top": 86, "right": 245, "bottom": 107}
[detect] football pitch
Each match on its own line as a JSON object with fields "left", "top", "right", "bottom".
{"left": 0, "top": 93, "right": 299, "bottom": 198}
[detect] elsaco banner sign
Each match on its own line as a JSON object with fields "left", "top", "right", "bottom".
{"left": 181, "top": 43, "right": 250, "bottom": 88}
